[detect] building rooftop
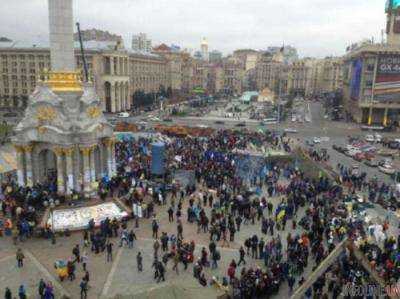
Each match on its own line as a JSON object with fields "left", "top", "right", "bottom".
{"left": 0, "top": 40, "right": 122, "bottom": 51}
{"left": 344, "top": 43, "right": 400, "bottom": 59}
{"left": 0, "top": 39, "right": 163, "bottom": 59}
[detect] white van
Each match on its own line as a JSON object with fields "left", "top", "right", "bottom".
{"left": 118, "top": 112, "right": 129, "bottom": 118}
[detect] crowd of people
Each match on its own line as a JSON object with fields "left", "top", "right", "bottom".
{"left": 1, "top": 128, "right": 399, "bottom": 298}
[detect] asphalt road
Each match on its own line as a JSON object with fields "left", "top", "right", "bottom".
{"left": 108, "top": 101, "right": 399, "bottom": 186}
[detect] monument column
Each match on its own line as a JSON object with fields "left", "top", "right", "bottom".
{"left": 110, "top": 57, "right": 114, "bottom": 75}
{"left": 80, "top": 147, "right": 91, "bottom": 193}
{"left": 104, "top": 138, "right": 113, "bottom": 177}
{"left": 111, "top": 139, "right": 117, "bottom": 175}
{"left": 99, "top": 145, "right": 105, "bottom": 177}
{"left": 89, "top": 146, "right": 96, "bottom": 183}
{"left": 64, "top": 147, "right": 74, "bottom": 195}
{"left": 111, "top": 84, "right": 116, "bottom": 113}
{"left": 48, "top": 0, "right": 75, "bottom": 72}
{"left": 14, "top": 146, "right": 26, "bottom": 186}
{"left": 54, "top": 147, "right": 65, "bottom": 194}
{"left": 23, "top": 145, "right": 34, "bottom": 187}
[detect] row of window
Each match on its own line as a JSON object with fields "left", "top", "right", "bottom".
{"left": 0, "top": 88, "right": 33, "bottom": 95}
{"left": 1, "top": 54, "right": 49, "bottom": 60}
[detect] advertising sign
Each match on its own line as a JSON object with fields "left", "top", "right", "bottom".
{"left": 377, "top": 55, "right": 400, "bottom": 76}
{"left": 350, "top": 59, "right": 362, "bottom": 100}
{"left": 374, "top": 55, "right": 400, "bottom": 102}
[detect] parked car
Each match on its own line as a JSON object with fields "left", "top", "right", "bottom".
{"left": 305, "top": 140, "right": 314, "bottom": 147}
{"left": 379, "top": 163, "right": 396, "bottom": 175}
{"left": 236, "top": 122, "right": 246, "bottom": 127}
{"left": 374, "top": 134, "right": 383, "bottom": 143}
{"left": 313, "top": 137, "right": 321, "bottom": 144}
{"left": 215, "top": 120, "right": 225, "bottom": 125}
{"left": 118, "top": 112, "right": 129, "bottom": 118}
{"left": 364, "top": 159, "right": 379, "bottom": 168}
{"left": 365, "top": 135, "right": 375, "bottom": 143}
{"left": 163, "top": 118, "right": 173, "bottom": 122}
{"left": 284, "top": 128, "right": 298, "bottom": 133}
{"left": 353, "top": 152, "right": 364, "bottom": 162}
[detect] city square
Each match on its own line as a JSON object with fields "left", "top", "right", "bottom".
{"left": 1, "top": 0, "right": 400, "bottom": 299}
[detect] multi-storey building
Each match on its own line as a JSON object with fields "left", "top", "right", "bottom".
{"left": 131, "top": 33, "right": 152, "bottom": 53}
{"left": 180, "top": 53, "right": 195, "bottom": 95}
{"left": 342, "top": 1, "right": 400, "bottom": 126}
{"left": 222, "top": 58, "right": 243, "bottom": 95}
{"left": 319, "top": 57, "right": 343, "bottom": 93}
{"left": 153, "top": 44, "right": 183, "bottom": 94}
{"left": 256, "top": 51, "right": 287, "bottom": 96}
{"left": 287, "top": 58, "right": 319, "bottom": 96}
{"left": 209, "top": 50, "right": 223, "bottom": 64}
{"left": 0, "top": 39, "right": 168, "bottom": 112}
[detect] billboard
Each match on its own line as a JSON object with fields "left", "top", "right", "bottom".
{"left": 350, "top": 59, "right": 362, "bottom": 100}
{"left": 374, "top": 55, "right": 400, "bottom": 102}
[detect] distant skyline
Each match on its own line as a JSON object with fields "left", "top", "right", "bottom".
{"left": 0, "top": 0, "right": 386, "bottom": 58}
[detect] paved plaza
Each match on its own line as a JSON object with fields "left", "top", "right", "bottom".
{"left": 0, "top": 181, "right": 317, "bottom": 299}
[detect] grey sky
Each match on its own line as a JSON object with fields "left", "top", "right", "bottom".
{"left": 1, "top": 0, "right": 386, "bottom": 57}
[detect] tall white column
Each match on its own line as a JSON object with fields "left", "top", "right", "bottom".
{"left": 23, "top": 145, "right": 34, "bottom": 187}
{"left": 64, "top": 147, "right": 74, "bottom": 195}
{"left": 104, "top": 139, "right": 114, "bottom": 177}
{"left": 111, "top": 140, "right": 117, "bottom": 175}
{"left": 110, "top": 57, "right": 114, "bottom": 75}
{"left": 15, "top": 146, "right": 26, "bottom": 186}
{"left": 111, "top": 84, "right": 116, "bottom": 113}
{"left": 99, "top": 145, "right": 105, "bottom": 178}
{"left": 54, "top": 148, "right": 65, "bottom": 194}
{"left": 89, "top": 147, "right": 96, "bottom": 183}
{"left": 80, "top": 147, "right": 91, "bottom": 193}
{"left": 121, "top": 85, "right": 125, "bottom": 111}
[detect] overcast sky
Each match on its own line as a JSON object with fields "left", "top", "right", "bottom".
{"left": 1, "top": 0, "right": 386, "bottom": 57}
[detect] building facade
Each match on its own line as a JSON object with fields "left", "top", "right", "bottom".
{"left": 342, "top": 2, "right": 400, "bottom": 126}
{"left": 0, "top": 40, "right": 169, "bottom": 112}
{"left": 132, "top": 33, "right": 152, "bottom": 53}
{"left": 343, "top": 44, "right": 400, "bottom": 125}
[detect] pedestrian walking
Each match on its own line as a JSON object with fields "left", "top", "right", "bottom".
{"left": 168, "top": 206, "right": 174, "bottom": 222}
{"left": 128, "top": 230, "right": 136, "bottom": 249}
{"left": 38, "top": 279, "right": 46, "bottom": 299}
{"left": 81, "top": 251, "right": 88, "bottom": 271}
{"left": 4, "top": 287, "right": 12, "bottom": 299}
{"left": 152, "top": 218, "right": 159, "bottom": 239}
{"left": 18, "top": 285, "right": 26, "bottom": 299}
{"left": 72, "top": 244, "right": 80, "bottom": 263}
{"left": 153, "top": 239, "right": 160, "bottom": 258}
{"left": 238, "top": 246, "right": 246, "bottom": 266}
{"left": 80, "top": 278, "right": 88, "bottom": 299}
{"left": 16, "top": 248, "right": 24, "bottom": 268}
{"left": 137, "top": 252, "right": 143, "bottom": 272}
{"left": 106, "top": 242, "right": 113, "bottom": 262}
{"left": 211, "top": 250, "right": 220, "bottom": 269}
{"left": 172, "top": 252, "right": 180, "bottom": 274}
{"left": 177, "top": 222, "right": 183, "bottom": 239}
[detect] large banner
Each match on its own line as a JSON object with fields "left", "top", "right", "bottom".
{"left": 350, "top": 59, "right": 362, "bottom": 100}
{"left": 374, "top": 55, "right": 400, "bottom": 102}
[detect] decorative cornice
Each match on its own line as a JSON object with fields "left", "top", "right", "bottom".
{"left": 42, "top": 69, "right": 83, "bottom": 92}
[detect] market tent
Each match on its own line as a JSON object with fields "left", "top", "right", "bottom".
{"left": 241, "top": 91, "right": 259, "bottom": 103}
